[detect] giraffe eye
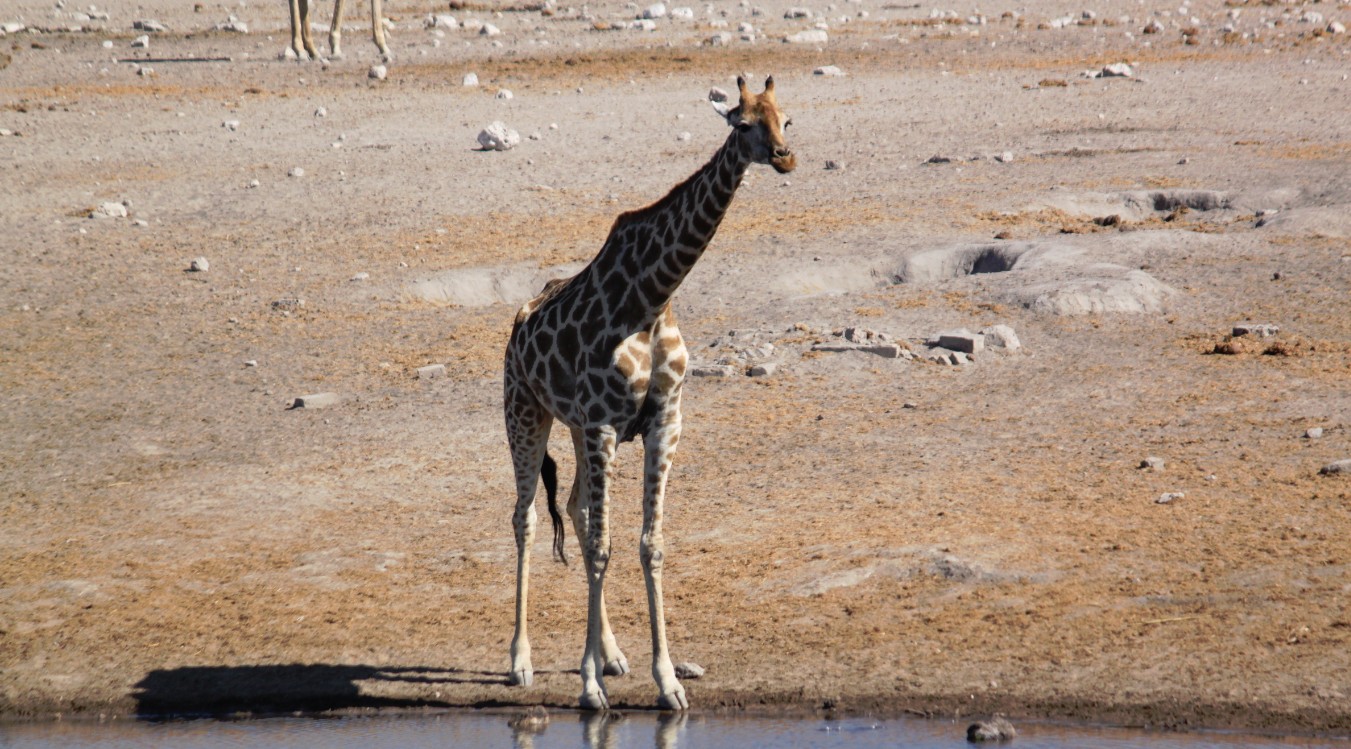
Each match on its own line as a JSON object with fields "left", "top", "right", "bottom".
{"left": 735, "top": 122, "right": 753, "bottom": 132}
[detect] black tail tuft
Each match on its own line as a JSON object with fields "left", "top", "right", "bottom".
{"left": 541, "top": 453, "right": 567, "bottom": 566}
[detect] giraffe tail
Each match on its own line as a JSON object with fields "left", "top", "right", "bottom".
{"left": 540, "top": 452, "right": 567, "bottom": 566}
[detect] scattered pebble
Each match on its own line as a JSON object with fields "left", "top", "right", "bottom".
{"left": 1143, "top": 19, "right": 1164, "bottom": 34}
{"left": 994, "top": 151, "right": 1014, "bottom": 163}
{"left": 247, "top": 179, "right": 260, "bottom": 188}
{"left": 784, "top": 28, "right": 828, "bottom": 43}
{"left": 133, "top": 19, "right": 168, "bottom": 32}
{"left": 748, "top": 361, "right": 778, "bottom": 377}
{"left": 813, "top": 65, "right": 844, "bottom": 77}
{"left": 288, "top": 166, "right": 305, "bottom": 177}
{"left": 131, "top": 34, "right": 150, "bottom": 48}
{"left": 1140, "top": 456, "right": 1165, "bottom": 471}
{"left": 706, "top": 31, "right": 732, "bottom": 45}
{"left": 674, "top": 661, "right": 705, "bottom": 679}
{"left": 189, "top": 257, "right": 209, "bottom": 272}
{"left": 1232, "top": 322, "right": 1279, "bottom": 338}
{"left": 967, "top": 717, "right": 1016, "bottom": 743}
{"left": 477, "top": 121, "right": 521, "bottom": 151}
{"left": 480, "top": 22, "right": 501, "bottom": 36}
{"left": 223, "top": 119, "right": 240, "bottom": 131}
{"left": 1305, "top": 427, "right": 1323, "bottom": 440}
{"left": 979, "top": 324, "right": 1020, "bottom": 351}
{"left": 930, "top": 329, "right": 984, "bottom": 354}
{"left": 290, "top": 392, "right": 339, "bottom": 410}
{"left": 824, "top": 159, "right": 843, "bottom": 170}
{"left": 1320, "top": 459, "right": 1351, "bottom": 476}
{"left": 1099, "top": 62, "right": 1133, "bottom": 78}
{"left": 495, "top": 89, "right": 513, "bottom": 99}
{"left": 925, "top": 154, "right": 953, "bottom": 164}
{"left": 417, "top": 363, "right": 447, "bottom": 379}
{"left": 368, "top": 64, "right": 387, "bottom": 80}
{"left": 642, "top": 3, "right": 667, "bottom": 19}
{"left": 1156, "top": 492, "right": 1185, "bottom": 504}
{"left": 691, "top": 364, "right": 739, "bottom": 377}
{"left": 89, "top": 202, "right": 127, "bottom": 219}
{"left": 463, "top": 72, "right": 479, "bottom": 87}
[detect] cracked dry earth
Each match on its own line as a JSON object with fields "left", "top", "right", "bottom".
{"left": 2, "top": 0, "right": 1350, "bottom": 735}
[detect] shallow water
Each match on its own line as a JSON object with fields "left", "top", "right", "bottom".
{"left": 3, "top": 712, "right": 1347, "bottom": 749}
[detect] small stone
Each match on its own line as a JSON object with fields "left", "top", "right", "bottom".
{"left": 271, "top": 297, "right": 304, "bottom": 311}
{"left": 784, "top": 28, "right": 828, "bottom": 43}
{"left": 462, "top": 72, "right": 479, "bottom": 87}
{"left": 189, "top": 257, "right": 210, "bottom": 272}
{"left": 247, "top": 179, "right": 260, "bottom": 188}
{"left": 813, "top": 64, "right": 844, "bottom": 76}
{"left": 1329, "top": 21, "right": 1346, "bottom": 34}
{"left": 691, "top": 364, "right": 738, "bottom": 377}
{"left": 131, "top": 34, "right": 150, "bottom": 48}
{"left": 368, "top": 64, "right": 387, "bottom": 80}
{"left": 784, "top": 7, "right": 812, "bottom": 18}
{"left": 290, "top": 392, "right": 339, "bottom": 410}
{"left": 862, "top": 344, "right": 905, "bottom": 359}
{"left": 748, "top": 361, "right": 778, "bottom": 377}
{"left": 1143, "top": 19, "right": 1164, "bottom": 34}
{"left": 631, "top": 18, "right": 657, "bottom": 30}
{"left": 417, "top": 363, "right": 447, "bottom": 379}
{"left": 431, "top": 13, "right": 458, "bottom": 28}
{"left": 223, "top": 119, "right": 240, "bottom": 131}
{"left": 1232, "top": 322, "right": 1279, "bottom": 338}
{"left": 708, "top": 87, "right": 729, "bottom": 103}
{"left": 926, "top": 154, "right": 953, "bottom": 164}
{"left": 102, "top": 40, "right": 114, "bottom": 48}
{"left": 1304, "top": 427, "right": 1323, "bottom": 440}
{"left": 979, "top": 325, "right": 1020, "bottom": 351}
{"left": 133, "top": 19, "right": 168, "bottom": 32}
{"left": 677, "top": 131, "right": 692, "bottom": 141}
{"left": 1156, "top": 491, "right": 1185, "bottom": 504}
{"left": 137, "top": 66, "right": 154, "bottom": 77}
{"left": 705, "top": 31, "right": 732, "bottom": 45}
{"left": 670, "top": 6, "right": 694, "bottom": 19}
{"left": 508, "top": 705, "right": 549, "bottom": 733}
{"left": 1100, "top": 62, "right": 1133, "bottom": 77}
{"left": 479, "top": 22, "right": 501, "bottom": 35}
{"left": 461, "top": 18, "right": 484, "bottom": 32}
{"left": 1320, "top": 459, "right": 1351, "bottom": 476}
{"left": 494, "top": 89, "right": 513, "bottom": 100}
{"left": 824, "top": 160, "right": 843, "bottom": 170}
{"left": 244, "top": 360, "right": 258, "bottom": 367}
{"left": 1140, "top": 456, "right": 1165, "bottom": 470}
{"left": 674, "top": 661, "right": 705, "bottom": 679}
{"left": 967, "top": 717, "right": 1016, "bottom": 742}
{"left": 477, "top": 121, "right": 520, "bottom": 151}
{"left": 934, "top": 329, "right": 984, "bottom": 354}
{"left": 994, "top": 151, "right": 1014, "bottom": 163}
{"left": 89, "top": 201, "right": 127, "bottom": 219}
{"left": 288, "top": 166, "right": 305, "bottom": 177}
{"left": 350, "top": 272, "right": 370, "bottom": 282}
{"left": 642, "top": 3, "right": 666, "bottom": 18}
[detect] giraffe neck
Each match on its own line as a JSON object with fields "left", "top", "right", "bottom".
{"left": 593, "top": 129, "right": 753, "bottom": 325}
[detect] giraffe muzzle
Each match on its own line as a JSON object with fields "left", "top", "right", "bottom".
{"left": 771, "top": 148, "right": 797, "bottom": 174}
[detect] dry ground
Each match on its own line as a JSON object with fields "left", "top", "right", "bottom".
{"left": 2, "top": 0, "right": 1350, "bottom": 736}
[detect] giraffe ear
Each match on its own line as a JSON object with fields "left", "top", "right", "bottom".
{"left": 709, "top": 86, "right": 735, "bottom": 123}
{"left": 764, "top": 76, "right": 775, "bottom": 93}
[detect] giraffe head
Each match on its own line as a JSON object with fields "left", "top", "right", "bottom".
{"left": 710, "top": 75, "right": 796, "bottom": 174}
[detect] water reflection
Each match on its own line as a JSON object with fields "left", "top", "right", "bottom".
{"left": 508, "top": 709, "right": 687, "bottom": 749}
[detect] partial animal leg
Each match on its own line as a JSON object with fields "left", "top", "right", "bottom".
{"left": 577, "top": 425, "right": 619, "bottom": 710}
{"left": 566, "top": 429, "right": 630, "bottom": 678}
{"left": 328, "top": 0, "right": 346, "bottom": 57}
{"left": 370, "top": 0, "right": 392, "bottom": 61}
{"left": 506, "top": 382, "right": 554, "bottom": 688}
{"left": 641, "top": 380, "right": 688, "bottom": 709}
{"left": 286, "top": 0, "right": 312, "bottom": 59}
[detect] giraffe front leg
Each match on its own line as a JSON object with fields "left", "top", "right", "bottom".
{"left": 286, "top": 0, "right": 310, "bottom": 59}
{"left": 328, "top": 0, "right": 347, "bottom": 58}
{"left": 578, "top": 426, "right": 618, "bottom": 710}
{"left": 642, "top": 399, "right": 688, "bottom": 711}
{"left": 567, "top": 429, "right": 629, "bottom": 679}
{"left": 370, "top": 0, "right": 392, "bottom": 61}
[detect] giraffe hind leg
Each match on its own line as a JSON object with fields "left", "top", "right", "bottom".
{"left": 506, "top": 390, "right": 553, "bottom": 688}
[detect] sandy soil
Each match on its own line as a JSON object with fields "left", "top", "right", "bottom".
{"left": 2, "top": 0, "right": 1350, "bottom": 735}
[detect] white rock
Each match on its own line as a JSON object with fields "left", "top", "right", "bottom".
{"left": 749, "top": 361, "right": 778, "bottom": 377}
{"left": 133, "top": 19, "right": 167, "bottom": 32}
{"left": 417, "top": 363, "right": 447, "bottom": 379}
{"left": 995, "top": 151, "right": 1014, "bottom": 163}
{"left": 691, "top": 364, "right": 738, "bottom": 377}
{"left": 706, "top": 30, "right": 732, "bottom": 44}
{"left": 1100, "top": 62, "right": 1133, "bottom": 77}
{"left": 215, "top": 20, "right": 247, "bottom": 32}
{"left": 291, "top": 392, "right": 339, "bottom": 409}
{"left": 480, "top": 22, "right": 501, "bottom": 35}
{"left": 677, "top": 131, "right": 691, "bottom": 141}
{"left": 670, "top": 6, "right": 694, "bottom": 19}
{"left": 351, "top": 272, "right": 370, "bottom": 282}
{"left": 813, "top": 65, "right": 844, "bottom": 76}
{"left": 642, "top": 2, "right": 667, "bottom": 18}
{"left": 102, "top": 39, "right": 114, "bottom": 48}
{"left": 131, "top": 34, "right": 149, "bottom": 47}
{"left": 1328, "top": 21, "right": 1346, "bottom": 34}
{"left": 189, "top": 257, "right": 210, "bottom": 272}
{"left": 980, "top": 324, "right": 1020, "bottom": 351}
{"left": 462, "top": 72, "right": 479, "bottom": 86}
{"left": 90, "top": 201, "right": 127, "bottom": 219}
{"left": 1143, "top": 18, "right": 1163, "bottom": 33}
{"left": 223, "top": 119, "right": 240, "bottom": 131}
{"left": 432, "top": 13, "right": 458, "bottom": 27}
{"left": 1305, "top": 427, "right": 1324, "bottom": 439}
{"left": 784, "top": 7, "right": 811, "bottom": 18}
{"left": 2, "top": 22, "right": 27, "bottom": 34}
{"left": 1232, "top": 322, "right": 1279, "bottom": 338}
{"left": 461, "top": 18, "right": 484, "bottom": 32}
{"left": 1320, "top": 459, "right": 1351, "bottom": 476}
{"left": 137, "top": 66, "right": 154, "bottom": 76}
{"left": 288, "top": 166, "right": 305, "bottom": 177}
{"left": 368, "top": 64, "right": 388, "bottom": 80}
{"left": 674, "top": 662, "right": 705, "bottom": 679}
{"left": 931, "top": 329, "right": 984, "bottom": 354}
{"left": 1155, "top": 492, "right": 1184, "bottom": 504}
{"left": 1140, "top": 456, "right": 1166, "bottom": 471}
{"left": 495, "top": 89, "right": 513, "bottom": 99}
{"left": 784, "top": 28, "right": 827, "bottom": 43}
{"left": 247, "top": 179, "right": 260, "bottom": 188}
{"left": 631, "top": 18, "right": 657, "bottom": 30}
{"left": 477, "top": 121, "right": 520, "bottom": 151}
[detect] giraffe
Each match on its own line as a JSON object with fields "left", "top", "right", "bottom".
{"left": 502, "top": 76, "right": 795, "bottom": 711}
{"left": 285, "top": 0, "right": 390, "bottom": 61}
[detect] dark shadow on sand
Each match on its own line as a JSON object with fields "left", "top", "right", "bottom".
{"left": 132, "top": 664, "right": 508, "bottom": 719}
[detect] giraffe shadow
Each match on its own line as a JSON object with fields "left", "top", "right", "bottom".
{"left": 132, "top": 663, "right": 508, "bottom": 719}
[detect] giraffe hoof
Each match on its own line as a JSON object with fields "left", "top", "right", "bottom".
{"left": 656, "top": 684, "right": 688, "bottom": 711}
{"left": 508, "top": 669, "right": 533, "bottom": 687}
{"left": 603, "top": 655, "right": 630, "bottom": 677}
{"left": 578, "top": 689, "right": 609, "bottom": 711}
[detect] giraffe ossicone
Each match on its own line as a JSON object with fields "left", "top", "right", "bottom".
{"left": 502, "top": 75, "right": 795, "bottom": 711}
